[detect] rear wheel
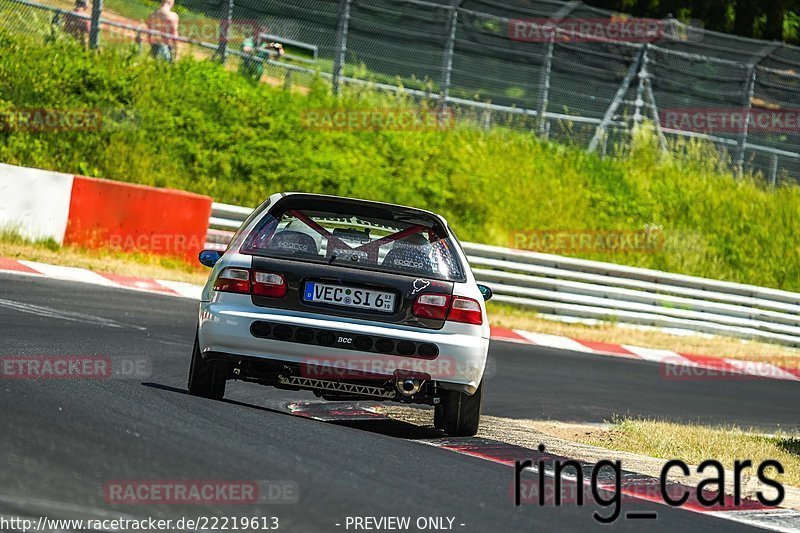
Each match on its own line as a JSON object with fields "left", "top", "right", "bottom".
{"left": 188, "top": 333, "right": 228, "bottom": 400}
{"left": 440, "top": 383, "right": 482, "bottom": 437}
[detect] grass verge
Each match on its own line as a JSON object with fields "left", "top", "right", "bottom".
{"left": 581, "top": 418, "right": 800, "bottom": 488}
{"left": 0, "top": 231, "right": 207, "bottom": 284}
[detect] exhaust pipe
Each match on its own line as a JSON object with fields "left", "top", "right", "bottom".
{"left": 397, "top": 378, "right": 422, "bottom": 396}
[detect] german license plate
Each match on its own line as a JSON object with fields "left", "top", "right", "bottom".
{"left": 303, "top": 282, "right": 395, "bottom": 313}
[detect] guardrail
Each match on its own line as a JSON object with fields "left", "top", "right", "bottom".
{"left": 207, "top": 202, "right": 800, "bottom": 348}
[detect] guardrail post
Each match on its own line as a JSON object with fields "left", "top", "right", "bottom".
{"left": 332, "top": 0, "right": 352, "bottom": 95}
{"left": 537, "top": 26, "right": 554, "bottom": 137}
{"left": 438, "top": 2, "right": 460, "bottom": 110}
{"left": 88, "top": 0, "right": 102, "bottom": 49}
{"left": 736, "top": 66, "right": 756, "bottom": 174}
{"left": 215, "top": 0, "right": 235, "bottom": 64}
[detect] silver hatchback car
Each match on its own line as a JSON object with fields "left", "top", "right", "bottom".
{"left": 189, "top": 193, "right": 492, "bottom": 436}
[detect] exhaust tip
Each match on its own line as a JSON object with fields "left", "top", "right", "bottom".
{"left": 397, "top": 378, "right": 422, "bottom": 396}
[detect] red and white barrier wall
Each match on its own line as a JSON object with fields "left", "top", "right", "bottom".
{"left": 0, "top": 163, "right": 75, "bottom": 243}
{"left": 0, "top": 163, "right": 212, "bottom": 262}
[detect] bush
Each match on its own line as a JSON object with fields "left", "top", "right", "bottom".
{"left": 1, "top": 29, "right": 799, "bottom": 290}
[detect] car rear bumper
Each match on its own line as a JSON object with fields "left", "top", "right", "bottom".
{"left": 198, "top": 300, "right": 489, "bottom": 394}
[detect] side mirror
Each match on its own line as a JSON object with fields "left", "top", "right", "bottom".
{"left": 198, "top": 249, "right": 222, "bottom": 268}
{"left": 477, "top": 284, "right": 493, "bottom": 301}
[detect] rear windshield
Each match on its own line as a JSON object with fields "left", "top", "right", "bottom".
{"left": 240, "top": 205, "right": 465, "bottom": 282}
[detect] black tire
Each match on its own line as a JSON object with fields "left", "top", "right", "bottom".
{"left": 187, "top": 333, "right": 227, "bottom": 400}
{"left": 441, "top": 382, "right": 482, "bottom": 437}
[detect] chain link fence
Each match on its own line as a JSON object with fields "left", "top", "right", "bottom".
{"left": 2, "top": 0, "right": 800, "bottom": 184}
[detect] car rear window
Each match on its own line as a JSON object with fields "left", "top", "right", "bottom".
{"left": 240, "top": 204, "right": 466, "bottom": 282}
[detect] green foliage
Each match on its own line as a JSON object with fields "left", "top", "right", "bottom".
{"left": 0, "top": 228, "right": 60, "bottom": 250}
{"left": 0, "top": 30, "right": 799, "bottom": 290}
{"left": 589, "top": 0, "right": 799, "bottom": 42}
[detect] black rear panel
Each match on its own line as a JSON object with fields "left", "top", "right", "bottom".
{"left": 251, "top": 256, "right": 454, "bottom": 330}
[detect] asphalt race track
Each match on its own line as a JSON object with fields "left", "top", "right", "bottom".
{"left": 1, "top": 272, "right": 797, "bottom": 532}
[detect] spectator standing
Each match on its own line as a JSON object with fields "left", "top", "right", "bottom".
{"left": 63, "top": 0, "right": 91, "bottom": 48}
{"left": 239, "top": 30, "right": 284, "bottom": 81}
{"left": 146, "top": 0, "right": 180, "bottom": 62}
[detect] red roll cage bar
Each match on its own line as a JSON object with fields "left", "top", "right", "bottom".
{"left": 287, "top": 209, "right": 432, "bottom": 254}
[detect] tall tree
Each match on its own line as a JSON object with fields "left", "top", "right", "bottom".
{"left": 733, "top": 0, "right": 758, "bottom": 37}
{"left": 692, "top": 0, "right": 732, "bottom": 32}
{"left": 582, "top": 0, "right": 797, "bottom": 42}
{"left": 763, "top": 0, "right": 788, "bottom": 40}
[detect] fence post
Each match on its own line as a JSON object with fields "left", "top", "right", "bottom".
{"left": 770, "top": 154, "right": 778, "bottom": 187}
{"left": 588, "top": 45, "right": 645, "bottom": 153}
{"left": 216, "top": 0, "right": 235, "bottom": 64}
{"left": 332, "top": 0, "right": 352, "bottom": 95}
{"left": 736, "top": 66, "right": 756, "bottom": 174}
{"left": 482, "top": 109, "right": 491, "bottom": 130}
{"left": 633, "top": 43, "right": 648, "bottom": 125}
{"left": 439, "top": 2, "right": 460, "bottom": 110}
{"left": 644, "top": 76, "right": 668, "bottom": 151}
{"left": 638, "top": 45, "right": 668, "bottom": 151}
{"left": 88, "top": 0, "right": 102, "bottom": 49}
{"left": 537, "top": 27, "right": 554, "bottom": 136}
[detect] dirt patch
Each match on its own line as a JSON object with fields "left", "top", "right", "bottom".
{"left": 523, "top": 420, "right": 613, "bottom": 443}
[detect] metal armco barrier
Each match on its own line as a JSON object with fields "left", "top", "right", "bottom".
{"left": 207, "top": 202, "right": 800, "bottom": 347}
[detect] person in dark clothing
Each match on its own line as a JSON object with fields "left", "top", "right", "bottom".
{"left": 63, "top": 0, "right": 91, "bottom": 48}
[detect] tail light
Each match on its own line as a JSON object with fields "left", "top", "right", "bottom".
{"left": 252, "top": 271, "right": 287, "bottom": 298}
{"left": 213, "top": 268, "right": 250, "bottom": 294}
{"left": 448, "top": 296, "right": 483, "bottom": 325}
{"left": 213, "top": 268, "right": 286, "bottom": 298}
{"left": 412, "top": 294, "right": 451, "bottom": 320}
{"left": 411, "top": 293, "right": 483, "bottom": 325}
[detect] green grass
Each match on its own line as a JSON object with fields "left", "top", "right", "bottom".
{"left": 0, "top": 227, "right": 60, "bottom": 251}
{"left": 0, "top": 229, "right": 208, "bottom": 282}
{"left": 0, "top": 27, "right": 799, "bottom": 291}
{"left": 586, "top": 418, "right": 800, "bottom": 487}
